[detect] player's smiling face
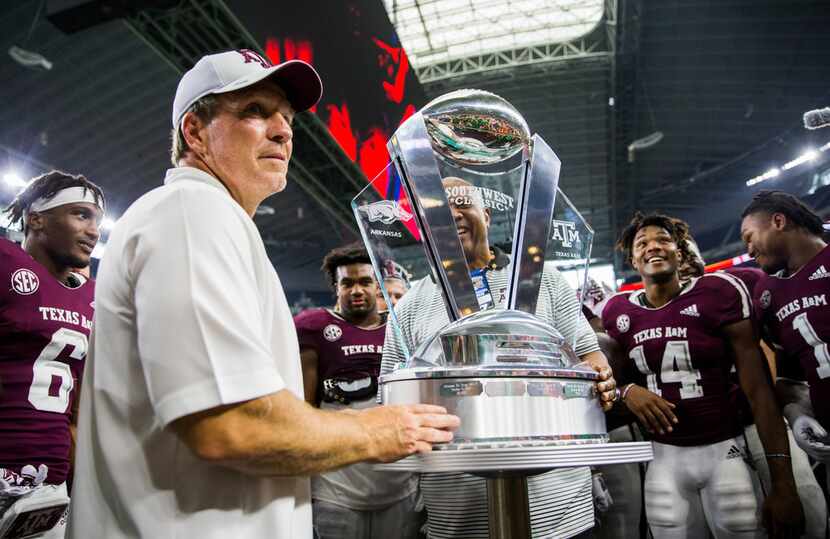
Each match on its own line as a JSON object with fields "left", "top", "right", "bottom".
{"left": 199, "top": 81, "right": 295, "bottom": 210}
{"left": 631, "top": 225, "right": 681, "bottom": 281}
{"left": 336, "top": 263, "right": 379, "bottom": 320}
{"left": 35, "top": 202, "right": 102, "bottom": 270}
{"left": 741, "top": 212, "right": 787, "bottom": 274}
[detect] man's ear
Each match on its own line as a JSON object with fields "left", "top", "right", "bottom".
{"left": 27, "top": 212, "right": 45, "bottom": 234}
{"left": 181, "top": 111, "right": 209, "bottom": 158}
{"left": 484, "top": 207, "right": 491, "bottom": 228}
{"left": 771, "top": 212, "right": 788, "bottom": 231}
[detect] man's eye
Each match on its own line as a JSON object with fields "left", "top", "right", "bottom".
{"left": 244, "top": 103, "right": 266, "bottom": 116}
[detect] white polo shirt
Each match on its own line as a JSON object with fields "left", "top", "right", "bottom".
{"left": 67, "top": 167, "right": 311, "bottom": 538}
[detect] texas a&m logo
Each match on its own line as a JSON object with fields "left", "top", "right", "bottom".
{"left": 551, "top": 220, "right": 580, "bottom": 249}
{"left": 237, "top": 49, "right": 271, "bottom": 69}
{"left": 11, "top": 268, "right": 39, "bottom": 295}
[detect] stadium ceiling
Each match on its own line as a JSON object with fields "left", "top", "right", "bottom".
{"left": 383, "top": 0, "right": 607, "bottom": 83}
{"left": 387, "top": 0, "right": 830, "bottom": 276}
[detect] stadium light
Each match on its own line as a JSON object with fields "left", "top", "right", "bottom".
{"left": 3, "top": 171, "right": 26, "bottom": 188}
{"left": 91, "top": 242, "right": 106, "bottom": 259}
{"left": 782, "top": 149, "right": 818, "bottom": 171}
{"left": 746, "top": 167, "right": 780, "bottom": 187}
{"left": 746, "top": 143, "right": 830, "bottom": 187}
{"left": 100, "top": 217, "right": 116, "bottom": 231}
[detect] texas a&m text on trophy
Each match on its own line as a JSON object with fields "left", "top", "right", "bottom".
{"left": 353, "top": 89, "right": 652, "bottom": 538}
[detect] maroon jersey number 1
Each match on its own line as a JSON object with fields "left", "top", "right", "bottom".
{"left": 792, "top": 313, "right": 830, "bottom": 379}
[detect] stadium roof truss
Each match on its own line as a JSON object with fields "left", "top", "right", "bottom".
{"left": 384, "top": 0, "right": 614, "bottom": 83}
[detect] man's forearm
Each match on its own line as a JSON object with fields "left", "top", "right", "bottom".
{"left": 229, "top": 402, "right": 373, "bottom": 476}
{"left": 745, "top": 381, "right": 797, "bottom": 490}
{"left": 178, "top": 390, "right": 376, "bottom": 477}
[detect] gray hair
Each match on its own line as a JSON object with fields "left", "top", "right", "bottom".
{"left": 170, "top": 94, "right": 221, "bottom": 166}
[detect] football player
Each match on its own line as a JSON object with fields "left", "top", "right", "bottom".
{"left": 0, "top": 171, "right": 104, "bottom": 537}
{"left": 294, "top": 245, "right": 423, "bottom": 539}
{"left": 678, "top": 233, "right": 826, "bottom": 536}
{"left": 603, "top": 212, "right": 803, "bottom": 538}
{"left": 741, "top": 191, "right": 830, "bottom": 486}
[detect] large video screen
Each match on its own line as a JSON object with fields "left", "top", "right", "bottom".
{"left": 234, "top": 1, "right": 428, "bottom": 201}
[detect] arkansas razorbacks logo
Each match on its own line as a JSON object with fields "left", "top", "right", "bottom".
{"left": 358, "top": 200, "right": 413, "bottom": 225}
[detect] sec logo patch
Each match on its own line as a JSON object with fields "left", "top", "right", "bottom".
{"left": 11, "top": 268, "right": 39, "bottom": 295}
{"left": 323, "top": 324, "right": 342, "bottom": 342}
{"left": 759, "top": 290, "right": 771, "bottom": 310}
{"left": 616, "top": 314, "right": 630, "bottom": 333}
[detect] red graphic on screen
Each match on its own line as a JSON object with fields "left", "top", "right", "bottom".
{"left": 326, "top": 104, "right": 358, "bottom": 161}
{"left": 265, "top": 37, "right": 316, "bottom": 112}
{"left": 264, "top": 33, "right": 420, "bottom": 241}
{"left": 358, "top": 129, "right": 391, "bottom": 192}
{"left": 400, "top": 104, "right": 416, "bottom": 124}
{"left": 373, "top": 38, "right": 409, "bottom": 104}
{"left": 265, "top": 37, "right": 313, "bottom": 65}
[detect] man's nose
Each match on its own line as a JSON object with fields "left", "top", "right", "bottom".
{"left": 269, "top": 113, "right": 293, "bottom": 142}
{"left": 87, "top": 221, "right": 100, "bottom": 242}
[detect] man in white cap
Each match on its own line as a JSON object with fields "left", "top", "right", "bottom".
{"left": 67, "top": 49, "right": 459, "bottom": 539}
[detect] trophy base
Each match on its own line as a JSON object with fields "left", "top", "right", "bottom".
{"left": 374, "top": 441, "right": 654, "bottom": 473}
{"left": 380, "top": 369, "right": 607, "bottom": 448}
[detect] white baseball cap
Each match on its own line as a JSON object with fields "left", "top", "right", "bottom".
{"left": 172, "top": 49, "right": 323, "bottom": 128}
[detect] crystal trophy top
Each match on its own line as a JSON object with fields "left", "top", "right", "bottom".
{"left": 352, "top": 89, "right": 595, "bottom": 371}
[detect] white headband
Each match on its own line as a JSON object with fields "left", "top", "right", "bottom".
{"left": 29, "top": 186, "right": 103, "bottom": 214}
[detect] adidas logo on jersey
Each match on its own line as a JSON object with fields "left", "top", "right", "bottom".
{"left": 679, "top": 304, "right": 700, "bottom": 317}
{"left": 809, "top": 265, "right": 830, "bottom": 280}
{"left": 725, "top": 444, "right": 744, "bottom": 460}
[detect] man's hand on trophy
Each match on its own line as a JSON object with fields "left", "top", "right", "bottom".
{"left": 360, "top": 404, "right": 461, "bottom": 463}
{"left": 578, "top": 351, "right": 617, "bottom": 411}
{"left": 595, "top": 368, "right": 617, "bottom": 411}
{"left": 622, "top": 385, "right": 678, "bottom": 435}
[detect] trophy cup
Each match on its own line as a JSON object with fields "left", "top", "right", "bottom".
{"left": 353, "top": 89, "right": 651, "bottom": 539}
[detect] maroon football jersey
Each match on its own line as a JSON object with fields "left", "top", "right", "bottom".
{"left": 0, "top": 239, "right": 94, "bottom": 484}
{"left": 722, "top": 266, "right": 769, "bottom": 427}
{"left": 293, "top": 308, "right": 385, "bottom": 385}
{"left": 723, "top": 266, "right": 765, "bottom": 299}
{"left": 754, "top": 245, "right": 830, "bottom": 429}
{"left": 603, "top": 273, "right": 752, "bottom": 446}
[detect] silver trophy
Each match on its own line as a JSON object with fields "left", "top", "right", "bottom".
{"left": 353, "top": 90, "right": 651, "bottom": 538}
